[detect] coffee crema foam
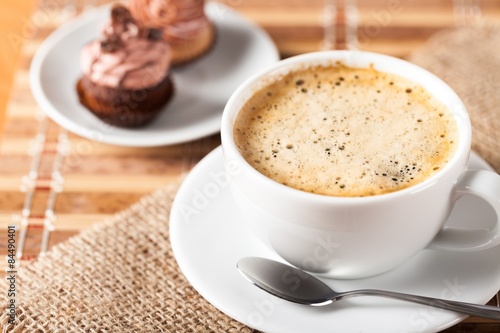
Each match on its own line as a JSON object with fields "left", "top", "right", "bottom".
{"left": 233, "top": 65, "right": 459, "bottom": 197}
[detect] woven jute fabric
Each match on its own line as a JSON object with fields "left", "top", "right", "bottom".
{"left": 409, "top": 23, "right": 500, "bottom": 172}
{"left": 0, "top": 183, "right": 254, "bottom": 333}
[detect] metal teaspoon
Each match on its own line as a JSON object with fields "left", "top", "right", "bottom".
{"left": 237, "top": 257, "right": 500, "bottom": 320}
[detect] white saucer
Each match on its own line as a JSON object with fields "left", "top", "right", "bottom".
{"left": 170, "top": 146, "right": 500, "bottom": 333}
{"left": 30, "top": 4, "right": 279, "bottom": 147}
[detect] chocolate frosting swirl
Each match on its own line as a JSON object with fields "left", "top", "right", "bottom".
{"left": 127, "top": 0, "right": 211, "bottom": 43}
{"left": 80, "top": 4, "right": 171, "bottom": 89}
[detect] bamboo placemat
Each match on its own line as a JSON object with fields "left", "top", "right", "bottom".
{"left": 0, "top": 0, "right": 500, "bottom": 332}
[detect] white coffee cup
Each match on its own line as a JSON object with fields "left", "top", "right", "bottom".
{"left": 221, "top": 50, "right": 500, "bottom": 279}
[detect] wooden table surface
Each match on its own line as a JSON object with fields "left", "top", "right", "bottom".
{"left": 0, "top": 0, "right": 37, "bottom": 137}
{"left": 0, "top": 0, "right": 499, "bottom": 332}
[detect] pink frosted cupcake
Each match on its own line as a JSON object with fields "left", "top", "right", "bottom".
{"left": 127, "top": 0, "right": 215, "bottom": 66}
{"left": 77, "top": 4, "right": 174, "bottom": 127}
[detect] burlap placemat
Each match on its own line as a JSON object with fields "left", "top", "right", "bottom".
{"left": 409, "top": 23, "right": 500, "bottom": 172}
{"left": 0, "top": 183, "right": 254, "bottom": 333}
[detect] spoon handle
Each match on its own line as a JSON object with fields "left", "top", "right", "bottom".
{"left": 338, "top": 290, "right": 500, "bottom": 320}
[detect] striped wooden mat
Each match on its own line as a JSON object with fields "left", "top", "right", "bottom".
{"left": 0, "top": 0, "right": 499, "bottom": 331}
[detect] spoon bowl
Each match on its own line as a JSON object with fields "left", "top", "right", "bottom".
{"left": 237, "top": 257, "right": 500, "bottom": 320}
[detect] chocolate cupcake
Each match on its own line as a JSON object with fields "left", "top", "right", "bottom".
{"left": 127, "top": 0, "right": 215, "bottom": 66}
{"left": 77, "top": 4, "right": 174, "bottom": 128}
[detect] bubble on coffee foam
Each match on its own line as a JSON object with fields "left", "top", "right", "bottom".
{"left": 234, "top": 64, "right": 459, "bottom": 197}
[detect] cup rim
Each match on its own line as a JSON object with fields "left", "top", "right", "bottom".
{"left": 221, "top": 50, "right": 471, "bottom": 203}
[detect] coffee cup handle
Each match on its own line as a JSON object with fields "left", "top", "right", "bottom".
{"left": 428, "top": 169, "right": 500, "bottom": 251}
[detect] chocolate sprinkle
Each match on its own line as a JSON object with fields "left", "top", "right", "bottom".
{"left": 147, "top": 28, "right": 163, "bottom": 41}
{"left": 100, "top": 36, "right": 121, "bottom": 53}
{"left": 100, "top": 4, "right": 150, "bottom": 53}
{"left": 111, "top": 4, "right": 134, "bottom": 25}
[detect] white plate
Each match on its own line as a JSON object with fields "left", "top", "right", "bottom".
{"left": 170, "top": 147, "right": 500, "bottom": 333}
{"left": 30, "top": 4, "right": 279, "bottom": 147}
